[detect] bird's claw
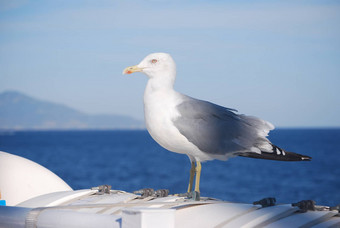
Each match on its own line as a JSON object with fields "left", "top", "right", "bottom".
{"left": 177, "top": 191, "right": 200, "bottom": 201}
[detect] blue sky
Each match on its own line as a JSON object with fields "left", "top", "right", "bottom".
{"left": 1, "top": 0, "right": 339, "bottom": 127}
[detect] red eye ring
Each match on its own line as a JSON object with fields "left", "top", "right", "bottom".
{"left": 151, "top": 59, "right": 157, "bottom": 64}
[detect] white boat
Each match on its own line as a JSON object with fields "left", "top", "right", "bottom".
{"left": 0, "top": 151, "right": 339, "bottom": 228}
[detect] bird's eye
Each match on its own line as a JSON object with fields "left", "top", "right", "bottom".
{"left": 151, "top": 59, "right": 158, "bottom": 64}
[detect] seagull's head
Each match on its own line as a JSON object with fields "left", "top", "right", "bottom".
{"left": 123, "top": 53, "right": 176, "bottom": 79}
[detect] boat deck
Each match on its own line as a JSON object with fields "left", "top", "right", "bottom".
{"left": 1, "top": 186, "right": 339, "bottom": 228}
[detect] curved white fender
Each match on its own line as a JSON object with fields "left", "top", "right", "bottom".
{"left": 0, "top": 151, "right": 72, "bottom": 206}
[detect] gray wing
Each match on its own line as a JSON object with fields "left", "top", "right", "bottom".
{"left": 173, "top": 96, "right": 274, "bottom": 156}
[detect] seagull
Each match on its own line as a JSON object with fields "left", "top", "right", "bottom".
{"left": 123, "top": 53, "right": 311, "bottom": 199}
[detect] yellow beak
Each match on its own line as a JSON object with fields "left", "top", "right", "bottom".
{"left": 122, "top": 65, "right": 143, "bottom": 75}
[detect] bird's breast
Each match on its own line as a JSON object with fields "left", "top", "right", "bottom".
{"left": 143, "top": 90, "right": 191, "bottom": 154}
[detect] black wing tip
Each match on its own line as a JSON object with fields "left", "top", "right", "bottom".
{"left": 239, "top": 144, "right": 312, "bottom": 162}
{"left": 239, "top": 151, "right": 312, "bottom": 161}
{"left": 300, "top": 154, "right": 312, "bottom": 161}
{"left": 288, "top": 153, "right": 311, "bottom": 161}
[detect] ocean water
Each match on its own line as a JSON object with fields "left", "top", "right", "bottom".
{"left": 0, "top": 129, "right": 339, "bottom": 207}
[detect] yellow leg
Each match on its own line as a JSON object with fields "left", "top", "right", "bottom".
{"left": 187, "top": 161, "right": 195, "bottom": 193}
{"left": 194, "top": 161, "right": 202, "bottom": 193}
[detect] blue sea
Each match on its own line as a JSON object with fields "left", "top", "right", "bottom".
{"left": 0, "top": 129, "right": 339, "bottom": 207}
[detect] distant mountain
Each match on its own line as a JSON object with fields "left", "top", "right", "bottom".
{"left": 0, "top": 91, "right": 144, "bottom": 130}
